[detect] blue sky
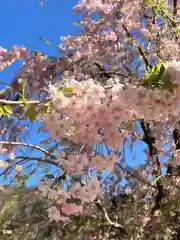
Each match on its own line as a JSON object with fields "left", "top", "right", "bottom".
{"left": 0, "top": 0, "right": 147, "bottom": 186}
{"left": 0, "top": 0, "right": 82, "bottom": 85}
{"left": 0, "top": 0, "right": 81, "bottom": 186}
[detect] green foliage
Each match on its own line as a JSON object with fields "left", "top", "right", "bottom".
{"left": 138, "top": 61, "right": 178, "bottom": 92}
{"left": 0, "top": 1, "right": 180, "bottom": 239}
{"left": 39, "top": 36, "right": 57, "bottom": 49}
{"left": 41, "top": 103, "right": 50, "bottom": 115}
{"left": 0, "top": 189, "right": 50, "bottom": 240}
{"left": 61, "top": 87, "right": 73, "bottom": 93}
{"left": 0, "top": 105, "right": 13, "bottom": 118}
{"left": 25, "top": 106, "right": 37, "bottom": 122}
{"left": 0, "top": 179, "right": 179, "bottom": 240}
{"left": 18, "top": 79, "right": 28, "bottom": 105}
{"left": 138, "top": 62, "right": 165, "bottom": 88}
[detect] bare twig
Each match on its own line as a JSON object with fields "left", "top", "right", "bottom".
{"left": 98, "top": 71, "right": 132, "bottom": 81}
{"left": 122, "top": 24, "right": 152, "bottom": 71}
{"left": 151, "top": 174, "right": 166, "bottom": 186}
{"left": 96, "top": 199, "right": 125, "bottom": 230}
{"left": 15, "top": 156, "right": 59, "bottom": 166}
{"left": 0, "top": 158, "right": 28, "bottom": 177}
{"left": 0, "top": 98, "right": 50, "bottom": 106}
{"left": 0, "top": 141, "right": 56, "bottom": 159}
{"left": 0, "top": 156, "right": 59, "bottom": 178}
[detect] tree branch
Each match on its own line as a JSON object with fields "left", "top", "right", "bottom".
{"left": 0, "top": 98, "right": 50, "bottom": 106}
{"left": 172, "top": 0, "right": 178, "bottom": 27}
{"left": 140, "top": 119, "right": 164, "bottom": 236}
{"left": 0, "top": 141, "right": 56, "bottom": 159}
{"left": 95, "top": 199, "right": 126, "bottom": 232}
{"left": 15, "top": 156, "right": 59, "bottom": 166}
{"left": 98, "top": 70, "right": 132, "bottom": 81}
{"left": 122, "top": 24, "right": 152, "bottom": 71}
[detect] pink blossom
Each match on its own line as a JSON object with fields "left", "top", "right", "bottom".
{"left": 104, "top": 31, "right": 118, "bottom": 41}
{"left": 0, "top": 46, "right": 7, "bottom": 55}
{"left": 47, "top": 206, "right": 62, "bottom": 222}
{"left": 61, "top": 203, "right": 83, "bottom": 215}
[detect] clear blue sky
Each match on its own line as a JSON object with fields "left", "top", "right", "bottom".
{"left": 0, "top": 0, "right": 82, "bottom": 85}
{"left": 0, "top": 0, "right": 146, "bottom": 186}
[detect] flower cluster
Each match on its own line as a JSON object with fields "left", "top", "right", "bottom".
{"left": 45, "top": 76, "right": 180, "bottom": 147}
{"left": 40, "top": 176, "right": 100, "bottom": 222}
{"left": 1, "top": 0, "right": 180, "bottom": 235}
{"left": 60, "top": 153, "right": 89, "bottom": 173}
{"left": 0, "top": 46, "right": 28, "bottom": 71}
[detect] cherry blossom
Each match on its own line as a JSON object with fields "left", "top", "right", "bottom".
{"left": 1, "top": 1, "right": 180, "bottom": 238}
{"left": 61, "top": 203, "right": 83, "bottom": 215}
{"left": 47, "top": 206, "right": 62, "bottom": 222}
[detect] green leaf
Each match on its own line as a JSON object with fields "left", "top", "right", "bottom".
{"left": 3, "top": 105, "right": 13, "bottom": 115}
{"left": 0, "top": 105, "right": 13, "bottom": 118}
{"left": 62, "top": 87, "right": 73, "bottom": 93}
{"left": 138, "top": 63, "right": 166, "bottom": 89}
{"left": 3, "top": 106, "right": 13, "bottom": 118}
{"left": 39, "top": 36, "right": 57, "bottom": 48}
{"left": 17, "top": 79, "right": 29, "bottom": 105}
{"left": 42, "top": 103, "right": 50, "bottom": 115}
{"left": 25, "top": 106, "right": 37, "bottom": 122}
{"left": 22, "top": 79, "right": 26, "bottom": 97}
{"left": 0, "top": 106, "right": 6, "bottom": 115}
